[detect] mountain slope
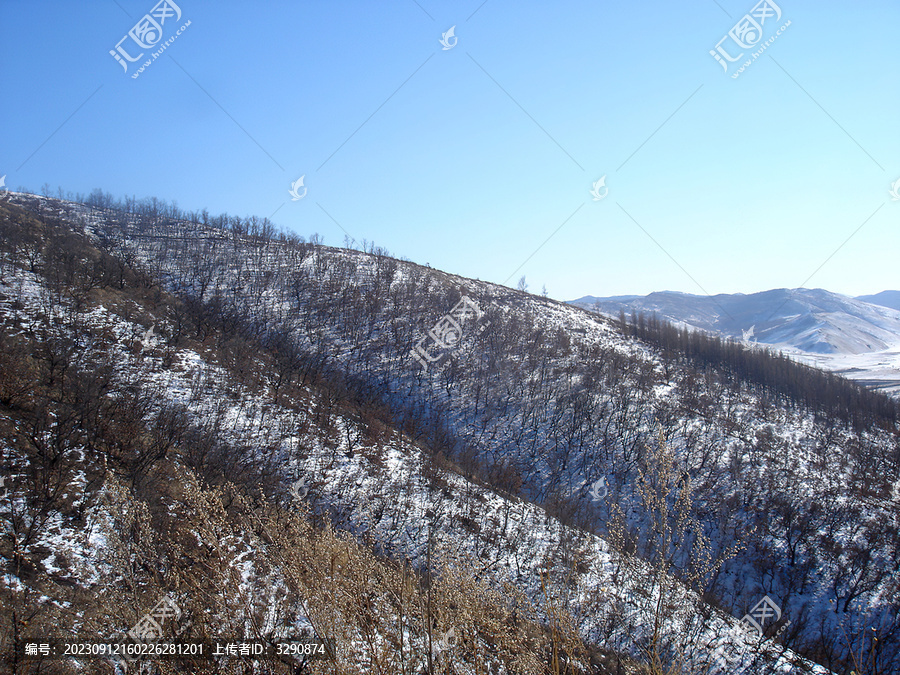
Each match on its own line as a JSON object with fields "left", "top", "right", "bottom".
{"left": 5, "top": 191, "right": 898, "bottom": 674}
{"left": 570, "top": 289, "right": 900, "bottom": 354}
{"left": 0, "top": 198, "right": 617, "bottom": 673}
{"left": 571, "top": 289, "right": 900, "bottom": 395}
{"left": 857, "top": 290, "right": 900, "bottom": 312}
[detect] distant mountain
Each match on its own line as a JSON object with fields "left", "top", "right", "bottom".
{"left": 570, "top": 288, "right": 900, "bottom": 355}
{"left": 857, "top": 290, "right": 900, "bottom": 311}
{"left": 570, "top": 288, "right": 900, "bottom": 396}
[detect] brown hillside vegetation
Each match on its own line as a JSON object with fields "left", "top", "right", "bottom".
{"left": 0, "top": 201, "right": 640, "bottom": 673}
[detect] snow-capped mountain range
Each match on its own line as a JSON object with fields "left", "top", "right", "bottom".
{"left": 569, "top": 288, "right": 900, "bottom": 396}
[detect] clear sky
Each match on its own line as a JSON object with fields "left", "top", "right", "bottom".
{"left": 1, "top": 1, "right": 897, "bottom": 300}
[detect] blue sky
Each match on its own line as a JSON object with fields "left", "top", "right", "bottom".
{"left": 1, "top": 1, "right": 897, "bottom": 300}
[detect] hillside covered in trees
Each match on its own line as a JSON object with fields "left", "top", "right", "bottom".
{"left": 1, "top": 190, "right": 898, "bottom": 674}
{"left": 621, "top": 310, "right": 899, "bottom": 430}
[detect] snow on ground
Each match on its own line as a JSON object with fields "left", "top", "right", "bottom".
{"left": 785, "top": 342, "right": 900, "bottom": 397}
{"left": 0, "top": 256, "right": 830, "bottom": 673}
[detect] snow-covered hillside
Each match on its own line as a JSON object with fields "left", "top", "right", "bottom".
{"left": 571, "top": 288, "right": 900, "bottom": 395}
{"left": 858, "top": 290, "right": 900, "bottom": 312}
{"left": 3, "top": 192, "right": 897, "bottom": 674}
